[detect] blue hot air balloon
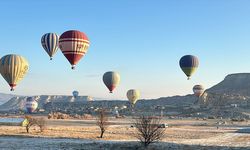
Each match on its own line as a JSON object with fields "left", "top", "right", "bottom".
{"left": 72, "top": 90, "right": 79, "bottom": 98}
{"left": 25, "top": 97, "right": 38, "bottom": 113}
{"left": 179, "top": 55, "right": 199, "bottom": 80}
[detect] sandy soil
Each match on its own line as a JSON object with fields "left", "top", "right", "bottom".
{"left": 1, "top": 118, "right": 250, "bottom": 149}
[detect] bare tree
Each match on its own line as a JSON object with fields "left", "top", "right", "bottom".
{"left": 96, "top": 109, "right": 109, "bottom": 138}
{"left": 132, "top": 116, "right": 166, "bottom": 147}
{"left": 24, "top": 116, "right": 46, "bottom": 133}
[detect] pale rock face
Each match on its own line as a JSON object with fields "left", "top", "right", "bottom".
{"left": 199, "top": 73, "right": 250, "bottom": 106}
{"left": 208, "top": 73, "right": 250, "bottom": 95}
{"left": 198, "top": 92, "right": 208, "bottom": 105}
{"left": 0, "top": 93, "right": 16, "bottom": 105}
{"left": 0, "top": 95, "right": 93, "bottom": 111}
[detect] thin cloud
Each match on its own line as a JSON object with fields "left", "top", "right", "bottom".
{"left": 84, "top": 74, "right": 101, "bottom": 78}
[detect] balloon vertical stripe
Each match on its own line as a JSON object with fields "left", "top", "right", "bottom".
{"left": 0, "top": 54, "right": 29, "bottom": 91}
{"left": 41, "top": 33, "right": 59, "bottom": 60}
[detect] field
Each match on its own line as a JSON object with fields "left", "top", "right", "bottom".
{"left": 1, "top": 117, "right": 250, "bottom": 149}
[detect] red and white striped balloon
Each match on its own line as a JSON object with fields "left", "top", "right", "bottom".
{"left": 59, "top": 30, "right": 90, "bottom": 69}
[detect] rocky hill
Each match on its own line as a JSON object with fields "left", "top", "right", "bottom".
{"left": 1, "top": 73, "right": 250, "bottom": 119}
{"left": 0, "top": 95, "right": 93, "bottom": 111}
{"left": 199, "top": 73, "right": 250, "bottom": 106}
{"left": 0, "top": 93, "right": 16, "bottom": 105}
{"left": 207, "top": 73, "right": 250, "bottom": 95}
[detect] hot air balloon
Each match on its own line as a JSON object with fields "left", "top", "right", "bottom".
{"left": 41, "top": 33, "right": 59, "bottom": 60}
{"left": 59, "top": 30, "right": 90, "bottom": 69}
{"left": 0, "top": 54, "right": 29, "bottom": 91}
{"left": 103, "top": 71, "right": 120, "bottom": 93}
{"left": 127, "top": 89, "right": 140, "bottom": 107}
{"left": 25, "top": 97, "right": 38, "bottom": 113}
{"left": 193, "top": 85, "right": 205, "bottom": 97}
{"left": 179, "top": 55, "right": 199, "bottom": 80}
{"left": 72, "top": 90, "right": 79, "bottom": 98}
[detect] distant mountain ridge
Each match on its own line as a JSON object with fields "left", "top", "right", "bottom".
{"left": 1, "top": 73, "right": 250, "bottom": 114}
{"left": 0, "top": 95, "right": 93, "bottom": 111}
{"left": 0, "top": 93, "right": 16, "bottom": 105}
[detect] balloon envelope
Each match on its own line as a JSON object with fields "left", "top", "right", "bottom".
{"left": 72, "top": 90, "right": 79, "bottom": 98}
{"left": 25, "top": 97, "right": 38, "bottom": 113}
{"left": 59, "top": 30, "right": 90, "bottom": 69}
{"left": 179, "top": 55, "right": 199, "bottom": 80}
{"left": 193, "top": 85, "right": 205, "bottom": 97}
{"left": 103, "top": 71, "right": 120, "bottom": 93}
{"left": 41, "top": 33, "right": 59, "bottom": 60}
{"left": 0, "top": 54, "right": 29, "bottom": 91}
{"left": 127, "top": 89, "right": 140, "bottom": 106}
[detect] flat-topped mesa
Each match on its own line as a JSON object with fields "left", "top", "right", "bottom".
{"left": 207, "top": 73, "right": 250, "bottom": 96}
{"left": 0, "top": 95, "right": 93, "bottom": 111}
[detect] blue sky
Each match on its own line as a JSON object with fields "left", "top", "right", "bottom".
{"left": 0, "top": 0, "right": 250, "bottom": 99}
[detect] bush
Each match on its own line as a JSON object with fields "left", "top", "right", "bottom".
{"left": 132, "top": 116, "right": 166, "bottom": 147}
{"left": 96, "top": 109, "right": 109, "bottom": 138}
{"left": 24, "top": 116, "right": 46, "bottom": 133}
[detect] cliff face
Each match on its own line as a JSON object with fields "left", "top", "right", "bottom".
{"left": 0, "top": 95, "right": 92, "bottom": 111}
{"left": 207, "top": 73, "right": 250, "bottom": 95}
{"left": 0, "top": 93, "right": 16, "bottom": 105}
{"left": 199, "top": 73, "right": 250, "bottom": 106}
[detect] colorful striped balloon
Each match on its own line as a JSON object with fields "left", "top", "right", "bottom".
{"left": 127, "top": 89, "right": 140, "bottom": 107}
{"left": 0, "top": 54, "right": 29, "bottom": 91}
{"left": 59, "top": 30, "right": 90, "bottom": 69}
{"left": 193, "top": 85, "right": 205, "bottom": 97}
{"left": 41, "top": 33, "right": 59, "bottom": 60}
{"left": 25, "top": 97, "right": 38, "bottom": 113}
{"left": 103, "top": 71, "right": 120, "bottom": 93}
{"left": 179, "top": 55, "right": 199, "bottom": 80}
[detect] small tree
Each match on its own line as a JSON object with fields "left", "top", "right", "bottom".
{"left": 24, "top": 116, "right": 46, "bottom": 133}
{"left": 96, "top": 109, "right": 109, "bottom": 138}
{"left": 133, "top": 116, "right": 166, "bottom": 147}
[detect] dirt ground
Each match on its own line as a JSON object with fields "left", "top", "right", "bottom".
{"left": 1, "top": 118, "right": 250, "bottom": 149}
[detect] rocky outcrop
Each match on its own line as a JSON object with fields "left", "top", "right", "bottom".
{"left": 0, "top": 95, "right": 93, "bottom": 111}
{"left": 198, "top": 73, "right": 250, "bottom": 106}
{"left": 0, "top": 93, "right": 16, "bottom": 105}
{"left": 208, "top": 73, "right": 250, "bottom": 95}
{"left": 2, "top": 73, "right": 250, "bottom": 119}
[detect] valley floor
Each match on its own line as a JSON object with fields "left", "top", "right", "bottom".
{"left": 1, "top": 118, "right": 250, "bottom": 149}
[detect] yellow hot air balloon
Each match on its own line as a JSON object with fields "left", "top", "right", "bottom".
{"left": 0, "top": 54, "right": 29, "bottom": 91}
{"left": 127, "top": 89, "right": 140, "bottom": 107}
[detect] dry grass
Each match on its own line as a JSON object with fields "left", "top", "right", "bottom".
{"left": 0, "top": 124, "right": 223, "bottom": 142}
{"left": 0, "top": 125, "right": 136, "bottom": 140}
{"left": 1, "top": 118, "right": 250, "bottom": 147}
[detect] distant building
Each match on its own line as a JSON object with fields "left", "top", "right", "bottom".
{"left": 74, "top": 96, "right": 93, "bottom": 102}
{"left": 231, "top": 104, "right": 238, "bottom": 108}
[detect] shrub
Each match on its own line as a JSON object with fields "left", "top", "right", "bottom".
{"left": 132, "top": 116, "right": 166, "bottom": 147}
{"left": 24, "top": 116, "right": 46, "bottom": 133}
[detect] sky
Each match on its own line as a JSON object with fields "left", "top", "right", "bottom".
{"left": 0, "top": 0, "right": 250, "bottom": 99}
